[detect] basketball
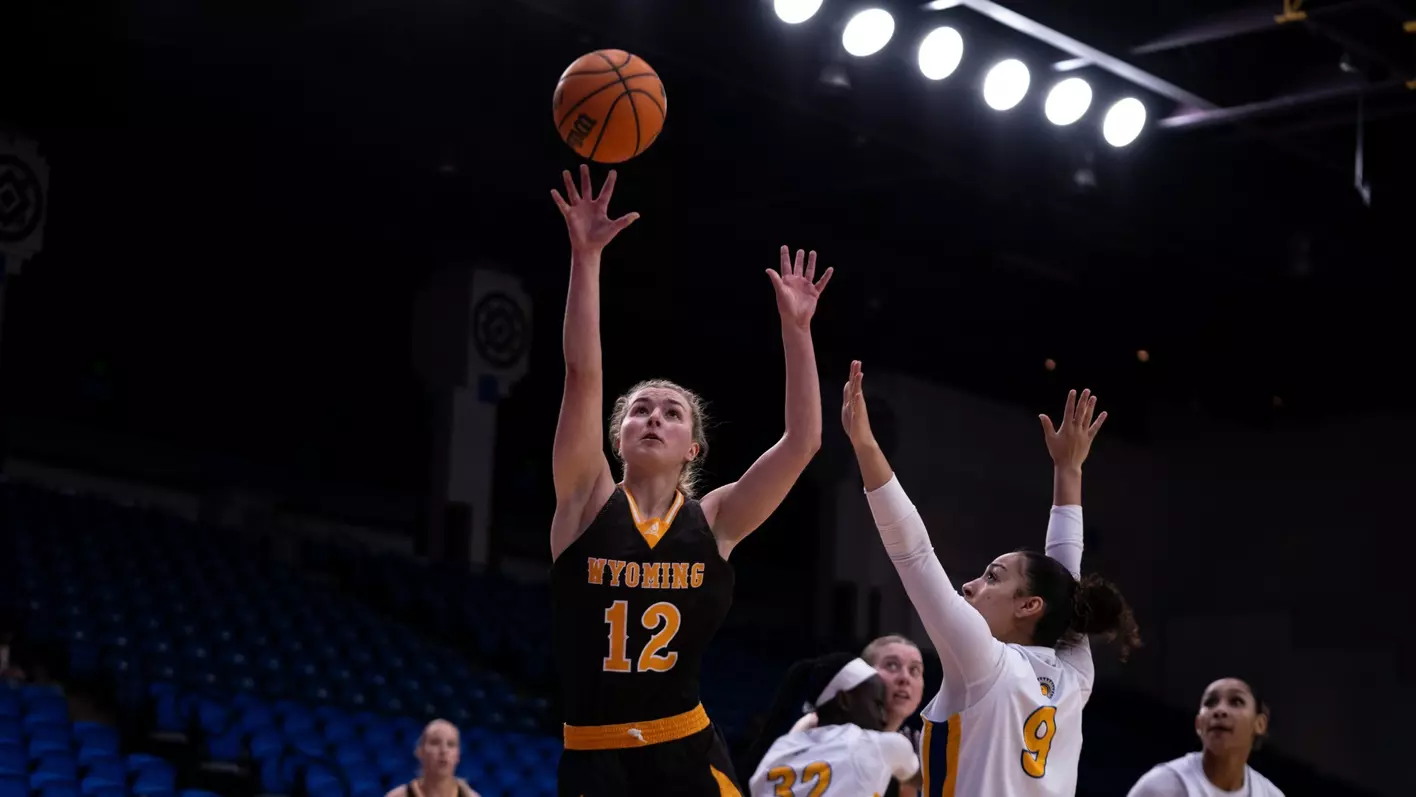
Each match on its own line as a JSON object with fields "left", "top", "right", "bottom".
{"left": 553, "top": 50, "right": 666, "bottom": 164}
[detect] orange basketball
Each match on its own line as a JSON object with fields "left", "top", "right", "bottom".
{"left": 553, "top": 50, "right": 666, "bottom": 163}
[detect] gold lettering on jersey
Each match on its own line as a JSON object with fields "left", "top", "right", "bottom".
{"left": 587, "top": 557, "right": 608, "bottom": 585}
{"left": 607, "top": 560, "right": 627, "bottom": 586}
{"left": 586, "top": 558, "right": 708, "bottom": 589}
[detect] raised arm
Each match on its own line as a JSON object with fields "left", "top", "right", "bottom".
{"left": 843, "top": 361, "right": 1006, "bottom": 712}
{"left": 548, "top": 165, "right": 639, "bottom": 560}
{"left": 1038, "top": 389, "right": 1107, "bottom": 685}
{"left": 702, "top": 247, "right": 832, "bottom": 552}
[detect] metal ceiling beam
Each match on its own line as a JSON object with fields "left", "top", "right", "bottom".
{"left": 923, "top": 0, "right": 1218, "bottom": 110}
{"left": 1130, "top": 1, "right": 1368, "bottom": 55}
{"left": 1157, "top": 77, "right": 1412, "bottom": 129}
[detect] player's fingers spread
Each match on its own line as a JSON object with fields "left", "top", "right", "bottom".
{"left": 551, "top": 190, "right": 570, "bottom": 215}
{"left": 1089, "top": 410, "right": 1108, "bottom": 436}
{"left": 611, "top": 212, "right": 640, "bottom": 232}
{"left": 1062, "top": 390, "right": 1077, "bottom": 425}
{"left": 599, "top": 169, "right": 618, "bottom": 203}
{"left": 793, "top": 248, "right": 805, "bottom": 277}
{"left": 1039, "top": 414, "right": 1056, "bottom": 436}
{"left": 579, "top": 164, "right": 592, "bottom": 202}
{"left": 562, "top": 170, "right": 579, "bottom": 202}
{"left": 804, "top": 250, "right": 817, "bottom": 282}
{"left": 814, "top": 267, "right": 834, "bottom": 294}
{"left": 779, "top": 245, "right": 790, "bottom": 274}
{"left": 1077, "top": 389, "right": 1091, "bottom": 422}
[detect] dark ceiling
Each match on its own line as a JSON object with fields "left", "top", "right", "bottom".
{"left": 2, "top": 0, "right": 1413, "bottom": 493}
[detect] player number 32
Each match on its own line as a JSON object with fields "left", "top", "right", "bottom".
{"left": 602, "top": 600, "right": 681, "bottom": 673}
{"left": 766, "top": 762, "right": 832, "bottom": 797}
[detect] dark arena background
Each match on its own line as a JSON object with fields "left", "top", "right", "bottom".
{"left": 1, "top": 1, "right": 1412, "bottom": 796}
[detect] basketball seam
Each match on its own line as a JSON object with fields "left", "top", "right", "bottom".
{"left": 555, "top": 78, "right": 626, "bottom": 131}
{"left": 626, "top": 88, "right": 665, "bottom": 119}
{"left": 562, "top": 70, "right": 659, "bottom": 80}
{"left": 564, "top": 66, "right": 657, "bottom": 77}
{"left": 595, "top": 51, "right": 645, "bottom": 157}
{"left": 588, "top": 92, "right": 628, "bottom": 162}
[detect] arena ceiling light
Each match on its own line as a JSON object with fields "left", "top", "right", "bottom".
{"left": 1044, "top": 77, "right": 1092, "bottom": 126}
{"left": 842, "top": 8, "right": 895, "bottom": 56}
{"left": 773, "top": 0, "right": 824, "bottom": 25}
{"left": 982, "top": 59, "right": 1030, "bottom": 111}
{"left": 1102, "top": 97, "right": 1147, "bottom": 147}
{"left": 917, "top": 26, "right": 965, "bottom": 81}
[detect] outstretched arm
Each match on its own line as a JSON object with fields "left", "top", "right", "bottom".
{"left": 703, "top": 247, "right": 833, "bottom": 552}
{"left": 1038, "top": 389, "right": 1107, "bottom": 687}
{"left": 548, "top": 166, "right": 639, "bottom": 560}
{"left": 843, "top": 361, "right": 1006, "bottom": 712}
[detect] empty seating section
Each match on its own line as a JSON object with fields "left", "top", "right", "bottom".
{"left": 0, "top": 484, "right": 559, "bottom": 797}
{"left": 0, "top": 682, "right": 184, "bottom": 797}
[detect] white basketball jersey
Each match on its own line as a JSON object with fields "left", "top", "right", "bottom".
{"left": 749, "top": 723, "right": 919, "bottom": 797}
{"left": 1150, "top": 752, "right": 1285, "bottom": 797}
{"left": 920, "top": 643, "right": 1086, "bottom": 797}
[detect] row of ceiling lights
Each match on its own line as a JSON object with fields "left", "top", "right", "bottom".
{"left": 774, "top": 0, "right": 1148, "bottom": 147}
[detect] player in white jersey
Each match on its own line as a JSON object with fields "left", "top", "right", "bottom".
{"left": 841, "top": 362, "right": 1142, "bottom": 797}
{"left": 748, "top": 653, "right": 920, "bottom": 797}
{"left": 780, "top": 635, "right": 926, "bottom": 796}
{"left": 1127, "top": 678, "right": 1284, "bottom": 797}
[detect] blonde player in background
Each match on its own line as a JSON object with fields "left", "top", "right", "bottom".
{"left": 842, "top": 361, "right": 1141, "bottom": 796}
{"left": 1127, "top": 678, "right": 1284, "bottom": 797}
{"left": 748, "top": 653, "right": 919, "bottom": 796}
{"left": 385, "top": 719, "right": 481, "bottom": 797}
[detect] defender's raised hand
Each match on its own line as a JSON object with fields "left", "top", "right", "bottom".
{"left": 1039, "top": 389, "right": 1107, "bottom": 469}
{"left": 841, "top": 360, "right": 874, "bottom": 449}
{"left": 550, "top": 164, "right": 640, "bottom": 254}
{"left": 768, "top": 246, "right": 834, "bottom": 328}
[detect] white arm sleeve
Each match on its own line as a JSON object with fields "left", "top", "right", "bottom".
{"left": 789, "top": 713, "right": 818, "bottom": 734}
{"left": 876, "top": 732, "right": 920, "bottom": 782}
{"left": 1044, "top": 505, "right": 1095, "bottom": 690}
{"left": 1126, "top": 765, "right": 1186, "bottom": 797}
{"left": 867, "top": 475, "right": 1006, "bottom": 712}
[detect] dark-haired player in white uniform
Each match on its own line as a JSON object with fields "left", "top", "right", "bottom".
{"left": 843, "top": 363, "right": 1142, "bottom": 797}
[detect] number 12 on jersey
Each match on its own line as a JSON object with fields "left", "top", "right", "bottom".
{"left": 603, "top": 600, "right": 681, "bottom": 673}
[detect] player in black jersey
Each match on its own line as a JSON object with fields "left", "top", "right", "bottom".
{"left": 547, "top": 165, "right": 832, "bottom": 797}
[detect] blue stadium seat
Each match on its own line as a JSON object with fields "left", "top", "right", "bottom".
{"left": 33, "top": 753, "right": 79, "bottom": 780}
{"left": 128, "top": 757, "right": 176, "bottom": 793}
{"left": 29, "top": 772, "right": 77, "bottom": 795}
{"left": 0, "top": 775, "right": 23, "bottom": 797}
{"left": 39, "top": 783, "right": 82, "bottom": 797}
{"left": 81, "top": 756, "right": 125, "bottom": 786}
{"left": 70, "top": 723, "right": 118, "bottom": 756}
{"left": 79, "top": 774, "right": 124, "bottom": 797}
{"left": 0, "top": 744, "right": 22, "bottom": 777}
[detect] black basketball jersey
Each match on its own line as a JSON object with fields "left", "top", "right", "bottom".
{"left": 551, "top": 485, "right": 735, "bottom": 727}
